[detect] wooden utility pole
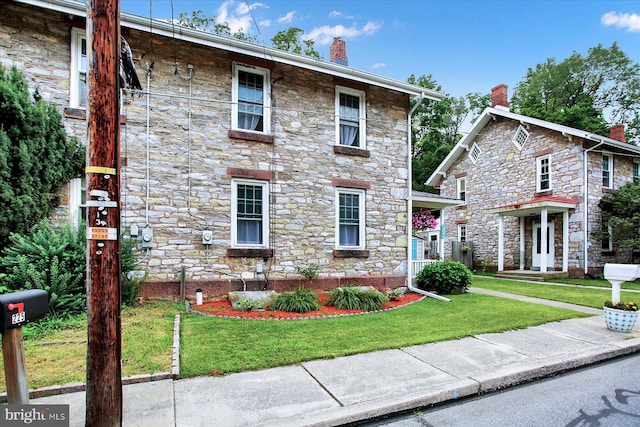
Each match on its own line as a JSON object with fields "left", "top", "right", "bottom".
{"left": 85, "top": 0, "right": 122, "bottom": 425}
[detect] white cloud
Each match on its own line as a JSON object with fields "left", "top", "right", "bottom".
{"left": 216, "top": 0, "right": 267, "bottom": 34}
{"left": 278, "top": 11, "right": 296, "bottom": 24}
{"left": 305, "top": 21, "right": 382, "bottom": 45}
{"left": 329, "top": 10, "right": 355, "bottom": 19}
{"left": 601, "top": 11, "right": 640, "bottom": 33}
{"left": 371, "top": 62, "right": 386, "bottom": 69}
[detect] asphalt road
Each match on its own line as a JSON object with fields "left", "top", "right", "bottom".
{"left": 365, "top": 353, "right": 640, "bottom": 427}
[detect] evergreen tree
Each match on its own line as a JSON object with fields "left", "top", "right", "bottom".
{"left": 0, "top": 65, "right": 84, "bottom": 250}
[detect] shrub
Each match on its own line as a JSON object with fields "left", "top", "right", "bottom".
{"left": 0, "top": 221, "right": 86, "bottom": 315}
{"left": 415, "top": 261, "right": 472, "bottom": 295}
{"left": 295, "top": 264, "right": 320, "bottom": 281}
{"left": 121, "top": 237, "right": 146, "bottom": 306}
{"left": 271, "top": 286, "right": 320, "bottom": 313}
{"left": 328, "top": 286, "right": 388, "bottom": 311}
{"left": 237, "top": 297, "right": 261, "bottom": 311}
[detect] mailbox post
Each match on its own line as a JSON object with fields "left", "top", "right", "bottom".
{"left": 0, "top": 289, "right": 49, "bottom": 404}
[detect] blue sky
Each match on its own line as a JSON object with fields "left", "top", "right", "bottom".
{"left": 120, "top": 0, "right": 640, "bottom": 99}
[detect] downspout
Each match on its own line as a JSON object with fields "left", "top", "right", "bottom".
{"left": 406, "top": 94, "right": 451, "bottom": 302}
{"left": 583, "top": 141, "right": 604, "bottom": 275}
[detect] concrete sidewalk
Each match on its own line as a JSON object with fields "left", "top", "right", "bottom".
{"left": 32, "top": 295, "right": 640, "bottom": 426}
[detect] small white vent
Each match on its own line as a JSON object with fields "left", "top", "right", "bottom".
{"left": 468, "top": 143, "right": 481, "bottom": 164}
{"left": 512, "top": 125, "right": 529, "bottom": 150}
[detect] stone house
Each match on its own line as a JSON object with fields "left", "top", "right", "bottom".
{"left": 2, "top": 0, "right": 445, "bottom": 298}
{"left": 426, "top": 84, "right": 640, "bottom": 278}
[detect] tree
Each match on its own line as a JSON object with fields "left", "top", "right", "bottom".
{"left": 408, "top": 74, "right": 490, "bottom": 192}
{"left": 598, "top": 183, "right": 640, "bottom": 250}
{"left": 271, "top": 27, "right": 322, "bottom": 59}
{"left": 510, "top": 43, "right": 640, "bottom": 143}
{"left": 0, "top": 66, "right": 84, "bottom": 250}
{"left": 177, "top": 10, "right": 257, "bottom": 42}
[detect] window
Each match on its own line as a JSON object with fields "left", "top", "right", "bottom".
{"left": 232, "top": 65, "right": 270, "bottom": 134}
{"left": 457, "top": 177, "right": 466, "bottom": 201}
{"left": 536, "top": 155, "right": 551, "bottom": 192}
{"left": 468, "top": 143, "right": 481, "bottom": 164}
{"left": 512, "top": 125, "right": 529, "bottom": 150}
{"left": 601, "top": 224, "right": 613, "bottom": 252}
{"left": 458, "top": 224, "right": 467, "bottom": 243}
{"left": 602, "top": 153, "right": 613, "bottom": 189}
{"left": 336, "top": 188, "right": 365, "bottom": 249}
{"left": 336, "top": 86, "right": 366, "bottom": 148}
{"left": 70, "top": 28, "right": 87, "bottom": 108}
{"left": 633, "top": 161, "right": 639, "bottom": 185}
{"left": 69, "top": 177, "right": 87, "bottom": 229}
{"left": 231, "top": 179, "right": 269, "bottom": 247}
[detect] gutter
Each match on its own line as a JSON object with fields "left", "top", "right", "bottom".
{"left": 406, "top": 96, "right": 451, "bottom": 302}
{"left": 583, "top": 141, "right": 604, "bottom": 275}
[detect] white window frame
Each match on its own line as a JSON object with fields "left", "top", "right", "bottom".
{"left": 456, "top": 177, "right": 466, "bottom": 202}
{"left": 536, "top": 154, "right": 552, "bottom": 192}
{"left": 70, "top": 28, "right": 87, "bottom": 108}
{"left": 512, "top": 125, "right": 529, "bottom": 150}
{"left": 602, "top": 153, "right": 613, "bottom": 189}
{"left": 69, "top": 177, "right": 86, "bottom": 229}
{"left": 335, "top": 188, "right": 366, "bottom": 250}
{"left": 335, "top": 86, "right": 366, "bottom": 149}
{"left": 231, "top": 178, "right": 270, "bottom": 248}
{"left": 468, "top": 143, "right": 481, "bottom": 164}
{"left": 231, "top": 64, "right": 271, "bottom": 134}
{"left": 458, "top": 224, "right": 467, "bottom": 243}
{"left": 633, "top": 160, "right": 639, "bottom": 185}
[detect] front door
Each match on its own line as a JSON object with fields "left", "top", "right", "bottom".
{"left": 532, "top": 221, "right": 555, "bottom": 270}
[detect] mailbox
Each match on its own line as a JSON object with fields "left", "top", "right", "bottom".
{"left": 0, "top": 289, "right": 49, "bottom": 333}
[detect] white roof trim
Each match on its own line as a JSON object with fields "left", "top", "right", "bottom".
{"left": 16, "top": 0, "right": 443, "bottom": 100}
{"left": 425, "top": 107, "right": 640, "bottom": 187}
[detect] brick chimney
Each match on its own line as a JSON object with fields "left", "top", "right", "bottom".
{"left": 330, "top": 37, "right": 348, "bottom": 66}
{"left": 491, "top": 84, "right": 508, "bottom": 108}
{"left": 609, "top": 124, "right": 626, "bottom": 142}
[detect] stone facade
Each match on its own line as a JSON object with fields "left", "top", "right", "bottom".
{"left": 436, "top": 112, "right": 639, "bottom": 277}
{"left": 1, "top": 1, "right": 419, "bottom": 296}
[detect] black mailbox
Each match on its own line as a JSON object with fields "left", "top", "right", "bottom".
{"left": 0, "top": 289, "right": 49, "bottom": 333}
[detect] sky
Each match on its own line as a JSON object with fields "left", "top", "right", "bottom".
{"left": 119, "top": 0, "right": 640, "bottom": 99}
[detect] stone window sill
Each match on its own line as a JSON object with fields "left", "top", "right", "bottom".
{"left": 333, "top": 145, "right": 370, "bottom": 158}
{"left": 227, "top": 248, "right": 273, "bottom": 258}
{"left": 333, "top": 249, "right": 370, "bottom": 258}
{"left": 228, "top": 130, "right": 274, "bottom": 144}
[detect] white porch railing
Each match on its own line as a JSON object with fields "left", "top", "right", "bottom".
{"left": 411, "top": 259, "right": 437, "bottom": 278}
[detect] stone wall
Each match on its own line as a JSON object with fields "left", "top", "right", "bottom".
{"left": 1, "top": 1, "right": 413, "bottom": 292}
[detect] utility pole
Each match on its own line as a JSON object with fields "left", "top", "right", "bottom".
{"left": 85, "top": 0, "right": 123, "bottom": 425}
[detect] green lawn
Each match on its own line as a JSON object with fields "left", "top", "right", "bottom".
{"left": 473, "top": 276, "right": 640, "bottom": 308}
{"left": 545, "top": 277, "right": 640, "bottom": 290}
{"left": 179, "top": 293, "right": 588, "bottom": 377}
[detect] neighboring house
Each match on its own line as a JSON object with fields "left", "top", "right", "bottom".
{"left": 427, "top": 84, "right": 640, "bottom": 278}
{"left": 2, "top": 0, "right": 445, "bottom": 297}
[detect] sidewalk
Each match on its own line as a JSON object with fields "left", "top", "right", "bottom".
{"left": 32, "top": 290, "right": 640, "bottom": 426}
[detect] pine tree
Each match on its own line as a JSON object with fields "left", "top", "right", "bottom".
{"left": 0, "top": 65, "right": 85, "bottom": 249}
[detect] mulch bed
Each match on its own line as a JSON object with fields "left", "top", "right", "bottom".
{"left": 190, "top": 292, "right": 424, "bottom": 320}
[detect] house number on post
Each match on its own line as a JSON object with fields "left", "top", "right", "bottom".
{"left": 86, "top": 167, "right": 118, "bottom": 255}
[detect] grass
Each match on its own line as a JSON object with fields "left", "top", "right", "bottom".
{"left": 179, "top": 293, "right": 588, "bottom": 377}
{"left": 0, "top": 301, "right": 178, "bottom": 392}
{"left": 545, "top": 277, "right": 640, "bottom": 290}
{"left": 473, "top": 276, "right": 640, "bottom": 308}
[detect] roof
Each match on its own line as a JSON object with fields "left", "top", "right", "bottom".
{"left": 411, "top": 190, "right": 463, "bottom": 209}
{"left": 425, "top": 106, "right": 640, "bottom": 187}
{"left": 16, "top": 0, "right": 443, "bottom": 100}
{"left": 492, "top": 196, "right": 580, "bottom": 217}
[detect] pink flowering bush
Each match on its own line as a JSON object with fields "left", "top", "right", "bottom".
{"left": 412, "top": 210, "right": 437, "bottom": 232}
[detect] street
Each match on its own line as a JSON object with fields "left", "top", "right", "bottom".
{"left": 366, "top": 353, "right": 640, "bottom": 427}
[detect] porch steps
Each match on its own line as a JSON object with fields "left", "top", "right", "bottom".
{"left": 494, "top": 270, "right": 568, "bottom": 282}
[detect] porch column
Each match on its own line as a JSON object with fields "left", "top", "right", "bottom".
{"left": 439, "top": 208, "right": 446, "bottom": 260}
{"left": 562, "top": 210, "right": 569, "bottom": 272}
{"left": 519, "top": 217, "right": 525, "bottom": 270}
{"left": 540, "top": 208, "right": 548, "bottom": 273}
{"left": 498, "top": 214, "right": 504, "bottom": 271}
